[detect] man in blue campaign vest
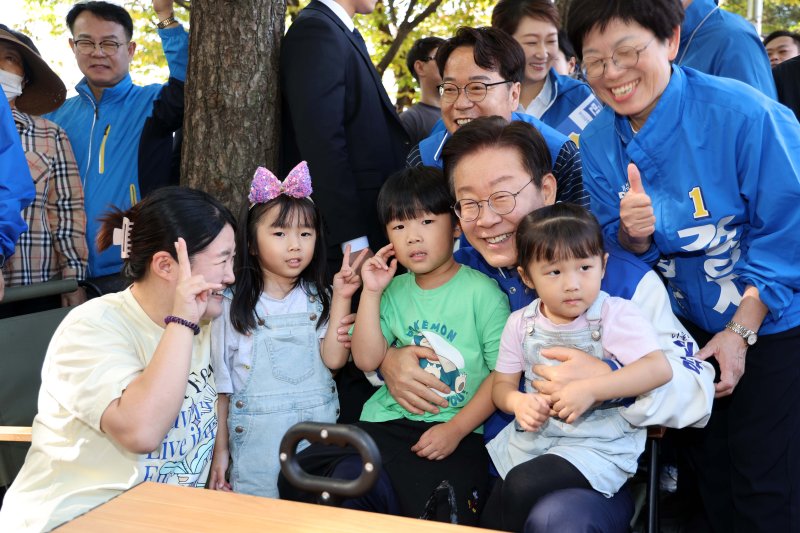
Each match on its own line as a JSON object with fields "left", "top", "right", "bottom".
{"left": 406, "top": 26, "right": 587, "bottom": 209}
{"left": 381, "top": 117, "right": 715, "bottom": 531}
{"left": 46, "top": 1, "right": 187, "bottom": 287}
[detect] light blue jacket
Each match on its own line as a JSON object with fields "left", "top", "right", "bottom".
{"left": 46, "top": 25, "right": 188, "bottom": 277}
{"left": 581, "top": 65, "right": 800, "bottom": 334}
{"left": 678, "top": 0, "right": 776, "bottom": 98}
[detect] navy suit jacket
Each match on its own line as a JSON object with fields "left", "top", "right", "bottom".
{"left": 281, "top": 1, "right": 409, "bottom": 250}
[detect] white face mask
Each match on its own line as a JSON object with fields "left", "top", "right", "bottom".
{"left": 0, "top": 68, "right": 24, "bottom": 102}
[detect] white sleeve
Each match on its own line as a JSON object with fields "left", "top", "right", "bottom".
{"left": 621, "top": 270, "right": 715, "bottom": 428}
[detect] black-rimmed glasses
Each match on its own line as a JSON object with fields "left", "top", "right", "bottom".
{"left": 73, "top": 39, "right": 127, "bottom": 56}
{"left": 437, "top": 80, "right": 512, "bottom": 104}
{"left": 453, "top": 178, "right": 534, "bottom": 222}
{"left": 581, "top": 38, "right": 654, "bottom": 79}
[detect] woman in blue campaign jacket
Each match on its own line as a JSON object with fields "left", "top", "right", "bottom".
{"left": 568, "top": 0, "right": 800, "bottom": 531}
{"left": 491, "top": 0, "right": 602, "bottom": 141}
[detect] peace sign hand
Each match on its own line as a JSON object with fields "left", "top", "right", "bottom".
{"left": 171, "top": 238, "right": 224, "bottom": 324}
{"left": 360, "top": 243, "right": 397, "bottom": 294}
{"left": 333, "top": 245, "right": 369, "bottom": 298}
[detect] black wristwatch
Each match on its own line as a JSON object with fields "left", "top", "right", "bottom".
{"left": 725, "top": 321, "right": 758, "bottom": 346}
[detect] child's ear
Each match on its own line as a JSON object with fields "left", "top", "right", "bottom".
{"left": 601, "top": 252, "right": 609, "bottom": 278}
{"left": 517, "top": 265, "right": 535, "bottom": 290}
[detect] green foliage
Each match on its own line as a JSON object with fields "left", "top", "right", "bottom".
{"left": 724, "top": 0, "right": 800, "bottom": 33}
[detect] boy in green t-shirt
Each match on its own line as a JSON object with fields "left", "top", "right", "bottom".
{"left": 347, "top": 166, "right": 510, "bottom": 524}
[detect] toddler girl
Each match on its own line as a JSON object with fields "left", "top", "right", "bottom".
{"left": 486, "top": 203, "right": 672, "bottom": 531}
{"left": 209, "top": 162, "right": 366, "bottom": 497}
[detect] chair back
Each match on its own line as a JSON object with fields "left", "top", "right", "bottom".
{"left": 0, "top": 299, "right": 73, "bottom": 487}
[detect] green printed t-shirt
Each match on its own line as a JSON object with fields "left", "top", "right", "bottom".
{"left": 360, "top": 265, "right": 510, "bottom": 429}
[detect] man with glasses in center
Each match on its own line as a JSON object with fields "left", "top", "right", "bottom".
{"left": 46, "top": 0, "right": 187, "bottom": 292}
{"left": 406, "top": 26, "right": 587, "bottom": 208}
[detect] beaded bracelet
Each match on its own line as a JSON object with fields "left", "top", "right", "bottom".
{"left": 164, "top": 315, "right": 201, "bottom": 335}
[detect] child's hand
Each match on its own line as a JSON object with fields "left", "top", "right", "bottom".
{"left": 551, "top": 381, "right": 596, "bottom": 424}
{"left": 411, "top": 420, "right": 465, "bottom": 461}
{"left": 333, "top": 245, "right": 369, "bottom": 299}
{"left": 513, "top": 392, "right": 550, "bottom": 431}
{"left": 336, "top": 313, "right": 356, "bottom": 348}
{"left": 360, "top": 244, "right": 397, "bottom": 293}
{"left": 209, "top": 450, "right": 232, "bottom": 491}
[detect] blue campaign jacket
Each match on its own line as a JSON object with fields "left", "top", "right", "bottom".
{"left": 581, "top": 65, "right": 800, "bottom": 335}
{"left": 418, "top": 111, "right": 567, "bottom": 170}
{"left": 678, "top": 0, "right": 776, "bottom": 98}
{"left": 0, "top": 97, "right": 34, "bottom": 259}
{"left": 537, "top": 69, "right": 602, "bottom": 141}
{"left": 45, "top": 26, "right": 188, "bottom": 277}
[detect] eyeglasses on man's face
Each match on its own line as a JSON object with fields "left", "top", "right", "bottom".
{"left": 420, "top": 56, "right": 436, "bottom": 62}
{"left": 581, "top": 38, "right": 654, "bottom": 79}
{"left": 437, "top": 80, "right": 512, "bottom": 104}
{"left": 73, "top": 39, "right": 127, "bottom": 56}
{"left": 453, "top": 178, "right": 535, "bottom": 222}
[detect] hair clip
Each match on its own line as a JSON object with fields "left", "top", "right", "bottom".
{"left": 112, "top": 216, "right": 133, "bottom": 259}
{"left": 248, "top": 161, "right": 313, "bottom": 208}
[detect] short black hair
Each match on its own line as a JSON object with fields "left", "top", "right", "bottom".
{"left": 407, "top": 36, "right": 445, "bottom": 82}
{"left": 516, "top": 203, "right": 604, "bottom": 270}
{"left": 558, "top": 29, "right": 576, "bottom": 62}
{"left": 764, "top": 30, "right": 800, "bottom": 48}
{"left": 491, "top": 0, "right": 560, "bottom": 37}
{"left": 67, "top": 1, "right": 134, "bottom": 41}
{"left": 435, "top": 26, "right": 525, "bottom": 84}
{"left": 566, "top": 0, "right": 683, "bottom": 61}
{"left": 441, "top": 116, "right": 552, "bottom": 194}
{"left": 377, "top": 166, "right": 456, "bottom": 228}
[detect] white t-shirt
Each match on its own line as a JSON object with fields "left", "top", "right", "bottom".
{"left": 211, "top": 285, "right": 328, "bottom": 395}
{"left": 0, "top": 289, "right": 217, "bottom": 532}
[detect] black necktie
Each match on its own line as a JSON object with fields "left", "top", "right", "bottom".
{"left": 353, "top": 28, "right": 369, "bottom": 57}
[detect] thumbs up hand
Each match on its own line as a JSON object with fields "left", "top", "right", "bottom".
{"left": 618, "top": 163, "right": 655, "bottom": 254}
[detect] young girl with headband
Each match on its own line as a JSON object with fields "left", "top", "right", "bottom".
{"left": 209, "top": 162, "right": 367, "bottom": 497}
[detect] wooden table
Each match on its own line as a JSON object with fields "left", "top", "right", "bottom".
{"left": 58, "top": 482, "right": 495, "bottom": 532}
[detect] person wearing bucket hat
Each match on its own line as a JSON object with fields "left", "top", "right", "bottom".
{"left": 44, "top": 0, "right": 188, "bottom": 292}
{"left": 0, "top": 25, "right": 88, "bottom": 313}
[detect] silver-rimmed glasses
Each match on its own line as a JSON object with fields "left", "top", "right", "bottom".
{"left": 453, "top": 178, "right": 534, "bottom": 222}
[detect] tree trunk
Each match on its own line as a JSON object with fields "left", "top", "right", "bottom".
{"left": 182, "top": 0, "right": 285, "bottom": 214}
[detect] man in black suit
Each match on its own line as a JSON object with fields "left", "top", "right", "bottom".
{"left": 773, "top": 55, "right": 800, "bottom": 121}
{"left": 281, "top": 0, "right": 409, "bottom": 273}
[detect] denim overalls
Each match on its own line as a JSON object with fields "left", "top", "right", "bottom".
{"left": 228, "top": 287, "right": 340, "bottom": 498}
{"left": 487, "top": 291, "right": 644, "bottom": 496}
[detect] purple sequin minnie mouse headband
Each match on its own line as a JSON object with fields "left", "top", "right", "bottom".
{"left": 248, "top": 161, "right": 313, "bottom": 208}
